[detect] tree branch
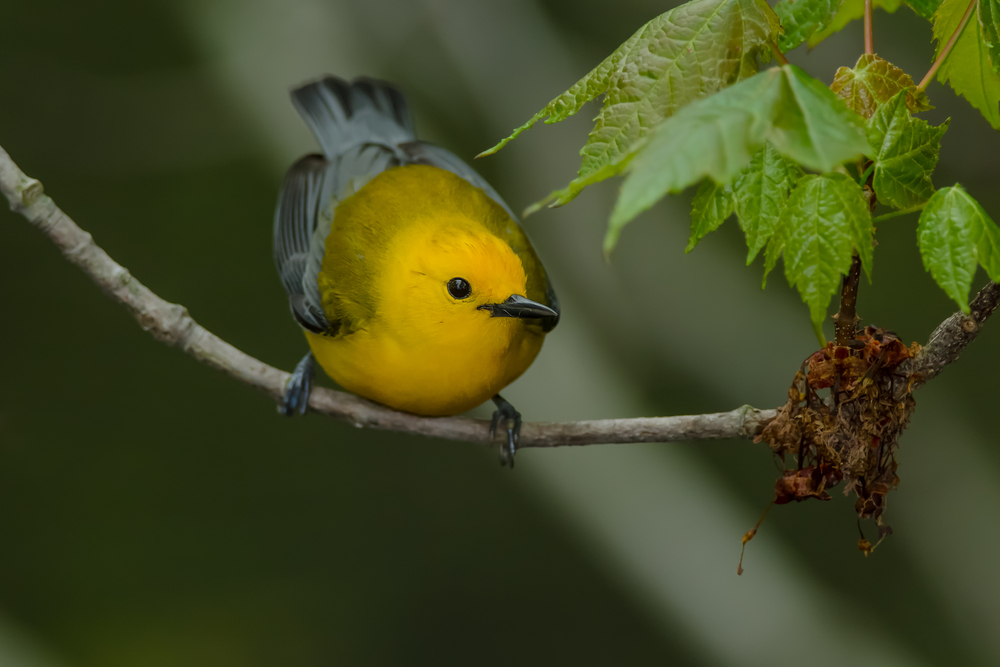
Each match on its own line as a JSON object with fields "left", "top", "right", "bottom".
{"left": 834, "top": 172, "right": 877, "bottom": 346}
{"left": 0, "top": 143, "right": 774, "bottom": 448}
{"left": 2, "top": 143, "right": 997, "bottom": 450}
{"left": 834, "top": 253, "right": 863, "bottom": 345}
{"left": 905, "top": 281, "right": 1000, "bottom": 388}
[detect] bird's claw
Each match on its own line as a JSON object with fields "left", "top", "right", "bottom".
{"left": 490, "top": 395, "right": 521, "bottom": 468}
{"left": 279, "top": 352, "right": 316, "bottom": 416}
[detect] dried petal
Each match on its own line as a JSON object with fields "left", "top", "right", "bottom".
{"left": 774, "top": 466, "right": 843, "bottom": 504}
{"left": 858, "top": 538, "right": 874, "bottom": 556}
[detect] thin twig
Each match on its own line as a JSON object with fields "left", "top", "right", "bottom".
{"left": 834, "top": 254, "right": 863, "bottom": 344}
{"left": 771, "top": 41, "right": 790, "bottom": 66}
{"left": 834, "top": 167, "right": 878, "bottom": 345}
{"left": 904, "top": 281, "right": 1000, "bottom": 388}
{"left": 864, "top": 0, "right": 875, "bottom": 54}
{"left": 918, "top": 0, "right": 977, "bottom": 91}
{"left": 2, "top": 144, "right": 998, "bottom": 449}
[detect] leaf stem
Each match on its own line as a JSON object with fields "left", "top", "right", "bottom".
{"left": 917, "top": 0, "right": 977, "bottom": 91}
{"left": 872, "top": 203, "right": 927, "bottom": 223}
{"left": 858, "top": 163, "right": 875, "bottom": 186}
{"left": 770, "top": 41, "right": 790, "bottom": 65}
{"left": 864, "top": 0, "right": 874, "bottom": 54}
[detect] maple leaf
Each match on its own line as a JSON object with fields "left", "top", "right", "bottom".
{"left": 831, "top": 54, "right": 932, "bottom": 119}
{"left": 867, "top": 91, "right": 948, "bottom": 209}
{"left": 917, "top": 185, "right": 1000, "bottom": 310}
{"left": 933, "top": 0, "right": 1000, "bottom": 129}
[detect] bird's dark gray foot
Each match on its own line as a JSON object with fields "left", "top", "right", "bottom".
{"left": 279, "top": 352, "right": 316, "bottom": 416}
{"left": 490, "top": 394, "right": 521, "bottom": 468}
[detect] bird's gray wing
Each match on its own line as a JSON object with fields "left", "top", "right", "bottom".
{"left": 274, "top": 77, "right": 414, "bottom": 333}
{"left": 273, "top": 153, "right": 337, "bottom": 333}
{"left": 275, "top": 76, "right": 559, "bottom": 333}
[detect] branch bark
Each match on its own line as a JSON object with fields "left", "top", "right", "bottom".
{"left": 834, "top": 254, "right": 863, "bottom": 345}
{"left": 0, "top": 144, "right": 995, "bottom": 450}
{"left": 834, "top": 171, "right": 877, "bottom": 345}
{"left": 904, "top": 281, "right": 1000, "bottom": 388}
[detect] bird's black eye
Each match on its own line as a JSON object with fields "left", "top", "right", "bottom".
{"left": 447, "top": 277, "right": 472, "bottom": 299}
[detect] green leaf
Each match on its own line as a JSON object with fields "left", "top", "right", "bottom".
{"left": 762, "top": 227, "right": 785, "bottom": 288}
{"left": 687, "top": 180, "right": 735, "bottom": 252}
{"left": 772, "top": 173, "right": 873, "bottom": 337}
{"left": 917, "top": 185, "right": 1000, "bottom": 310}
{"left": 605, "top": 65, "right": 870, "bottom": 254}
{"left": 977, "top": 207, "right": 1000, "bottom": 279}
{"left": 480, "top": 0, "right": 782, "bottom": 204}
{"left": 477, "top": 23, "right": 648, "bottom": 158}
{"left": 808, "top": 0, "right": 902, "bottom": 48}
{"left": 778, "top": 69, "right": 874, "bottom": 168}
{"left": 733, "top": 143, "right": 803, "bottom": 263}
{"left": 905, "top": 0, "right": 943, "bottom": 20}
{"left": 774, "top": 0, "right": 841, "bottom": 52}
{"left": 867, "top": 91, "right": 948, "bottom": 209}
{"left": 830, "top": 54, "right": 933, "bottom": 119}
{"left": 934, "top": 0, "right": 1000, "bottom": 129}
{"left": 576, "top": 0, "right": 780, "bottom": 190}
{"left": 979, "top": 0, "right": 1000, "bottom": 74}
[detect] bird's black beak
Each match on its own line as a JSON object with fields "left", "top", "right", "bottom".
{"left": 478, "top": 294, "right": 558, "bottom": 320}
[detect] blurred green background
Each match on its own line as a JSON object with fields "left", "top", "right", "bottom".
{"left": 2, "top": 0, "right": 999, "bottom": 665}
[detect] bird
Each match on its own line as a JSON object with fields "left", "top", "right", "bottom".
{"left": 272, "top": 75, "right": 559, "bottom": 466}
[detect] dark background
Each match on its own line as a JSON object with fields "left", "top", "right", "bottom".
{"left": 1, "top": 1, "right": 998, "bottom": 665}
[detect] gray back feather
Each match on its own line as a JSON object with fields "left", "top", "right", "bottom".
{"left": 273, "top": 75, "right": 559, "bottom": 334}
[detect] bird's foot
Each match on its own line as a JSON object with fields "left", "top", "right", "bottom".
{"left": 279, "top": 352, "right": 316, "bottom": 416}
{"left": 490, "top": 394, "right": 521, "bottom": 468}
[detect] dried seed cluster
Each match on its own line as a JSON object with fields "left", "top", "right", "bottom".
{"left": 756, "top": 326, "right": 922, "bottom": 548}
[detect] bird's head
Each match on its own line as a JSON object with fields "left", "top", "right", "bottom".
{"left": 381, "top": 218, "right": 557, "bottom": 334}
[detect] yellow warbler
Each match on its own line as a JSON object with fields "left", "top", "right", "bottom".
{"left": 273, "top": 76, "right": 559, "bottom": 465}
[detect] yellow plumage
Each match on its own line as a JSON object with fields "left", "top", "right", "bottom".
{"left": 307, "top": 165, "right": 549, "bottom": 416}
{"left": 273, "top": 76, "right": 558, "bottom": 462}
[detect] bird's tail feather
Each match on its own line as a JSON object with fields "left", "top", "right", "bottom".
{"left": 291, "top": 76, "right": 415, "bottom": 158}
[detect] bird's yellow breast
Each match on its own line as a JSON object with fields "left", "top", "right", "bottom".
{"left": 306, "top": 317, "right": 543, "bottom": 416}
{"left": 307, "top": 164, "right": 551, "bottom": 416}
